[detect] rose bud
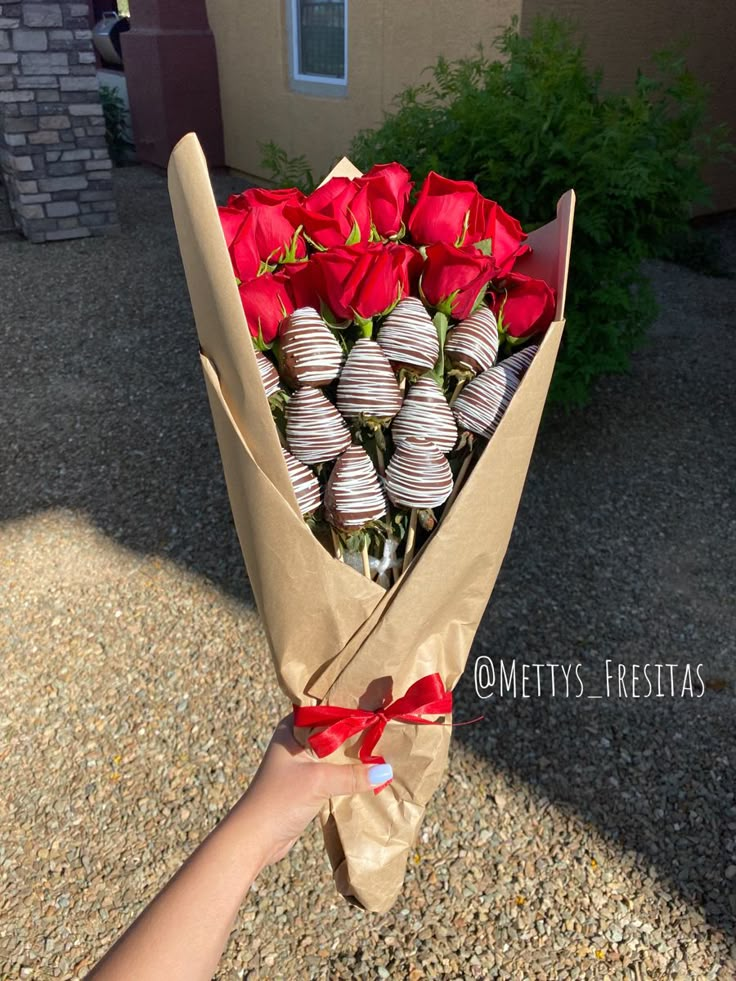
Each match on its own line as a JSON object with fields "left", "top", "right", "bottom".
{"left": 421, "top": 243, "right": 495, "bottom": 321}
{"left": 310, "top": 242, "right": 419, "bottom": 324}
{"left": 238, "top": 271, "right": 294, "bottom": 344}
{"left": 355, "top": 162, "right": 413, "bottom": 239}
{"left": 407, "top": 172, "right": 479, "bottom": 246}
{"left": 224, "top": 186, "right": 307, "bottom": 265}
{"left": 492, "top": 273, "right": 556, "bottom": 340}
{"left": 467, "top": 195, "right": 529, "bottom": 276}
{"left": 285, "top": 177, "right": 371, "bottom": 250}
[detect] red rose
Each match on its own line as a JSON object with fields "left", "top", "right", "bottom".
{"left": 310, "top": 242, "right": 418, "bottom": 322}
{"left": 393, "top": 241, "right": 424, "bottom": 295}
{"left": 218, "top": 206, "right": 260, "bottom": 281}
{"left": 489, "top": 205, "right": 529, "bottom": 276}
{"left": 229, "top": 187, "right": 304, "bottom": 210}
{"left": 468, "top": 196, "right": 529, "bottom": 276}
{"left": 227, "top": 213, "right": 261, "bottom": 283}
{"left": 238, "top": 271, "right": 294, "bottom": 343}
{"left": 220, "top": 186, "right": 306, "bottom": 265}
{"left": 407, "top": 172, "right": 479, "bottom": 246}
{"left": 218, "top": 205, "right": 245, "bottom": 249}
{"left": 356, "top": 162, "right": 413, "bottom": 239}
{"left": 492, "top": 273, "right": 556, "bottom": 339}
{"left": 421, "top": 243, "right": 495, "bottom": 320}
{"left": 285, "top": 177, "right": 371, "bottom": 250}
{"left": 281, "top": 259, "right": 322, "bottom": 311}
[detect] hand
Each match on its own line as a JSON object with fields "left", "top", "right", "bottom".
{"left": 236, "top": 714, "right": 393, "bottom": 867}
{"left": 89, "top": 715, "right": 392, "bottom": 981}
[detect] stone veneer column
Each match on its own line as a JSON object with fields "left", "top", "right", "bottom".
{"left": 0, "top": 1, "right": 118, "bottom": 242}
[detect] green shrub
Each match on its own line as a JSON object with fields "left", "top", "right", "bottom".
{"left": 350, "top": 17, "right": 732, "bottom": 406}
{"left": 99, "top": 85, "right": 128, "bottom": 165}
{"left": 260, "top": 140, "right": 315, "bottom": 194}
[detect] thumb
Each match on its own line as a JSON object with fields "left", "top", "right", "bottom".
{"left": 316, "top": 761, "right": 394, "bottom": 798}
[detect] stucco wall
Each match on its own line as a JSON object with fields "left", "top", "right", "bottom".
{"left": 207, "top": 0, "right": 734, "bottom": 211}
{"left": 205, "top": 0, "right": 520, "bottom": 183}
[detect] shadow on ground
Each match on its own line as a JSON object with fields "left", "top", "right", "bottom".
{"left": 2, "top": 167, "right": 734, "bottom": 940}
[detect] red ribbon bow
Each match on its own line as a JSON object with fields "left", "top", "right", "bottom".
{"left": 293, "top": 673, "right": 453, "bottom": 768}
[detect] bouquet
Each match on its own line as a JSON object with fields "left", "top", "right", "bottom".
{"left": 169, "top": 135, "right": 574, "bottom": 912}
{"left": 218, "top": 162, "right": 560, "bottom": 582}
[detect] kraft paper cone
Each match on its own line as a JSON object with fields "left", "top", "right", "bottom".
{"left": 168, "top": 134, "right": 575, "bottom": 913}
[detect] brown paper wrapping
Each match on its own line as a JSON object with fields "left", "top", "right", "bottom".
{"left": 168, "top": 134, "right": 575, "bottom": 913}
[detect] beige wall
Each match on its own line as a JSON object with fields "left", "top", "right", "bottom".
{"left": 205, "top": 0, "right": 520, "bottom": 182}
{"left": 207, "top": 0, "right": 735, "bottom": 211}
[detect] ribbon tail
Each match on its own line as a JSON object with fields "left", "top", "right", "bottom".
{"left": 358, "top": 719, "right": 386, "bottom": 766}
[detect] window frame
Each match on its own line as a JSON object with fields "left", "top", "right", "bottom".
{"left": 288, "top": 0, "right": 348, "bottom": 88}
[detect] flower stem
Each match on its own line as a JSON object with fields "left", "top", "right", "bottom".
{"left": 401, "top": 508, "right": 418, "bottom": 574}
{"left": 331, "top": 528, "right": 343, "bottom": 561}
{"left": 361, "top": 538, "right": 372, "bottom": 579}
{"left": 449, "top": 378, "right": 467, "bottom": 405}
{"left": 375, "top": 441, "right": 385, "bottom": 477}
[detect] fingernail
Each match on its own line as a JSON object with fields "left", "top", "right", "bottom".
{"left": 369, "top": 763, "right": 393, "bottom": 786}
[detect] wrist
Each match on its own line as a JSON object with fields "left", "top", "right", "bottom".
{"left": 212, "top": 793, "right": 272, "bottom": 887}
{"left": 227, "top": 790, "right": 280, "bottom": 874}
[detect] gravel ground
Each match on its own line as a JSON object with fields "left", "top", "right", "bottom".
{"left": 1, "top": 166, "right": 735, "bottom": 980}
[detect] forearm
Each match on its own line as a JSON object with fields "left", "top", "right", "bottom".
{"left": 88, "top": 716, "right": 381, "bottom": 980}
{"left": 89, "top": 795, "right": 266, "bottom": 981}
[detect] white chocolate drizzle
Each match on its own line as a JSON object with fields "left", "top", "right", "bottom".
{"left": 385, "top": 435, "right": 454, "bottom": 509}
{"left": 502, "top": 344, "right": 539, "bottom": 379}
{"left": 377, "top": 297, "right": 439, "bottom": 370}
{"left": 286, "top": 387, "right": 352, "bottom": 465}
{"left": 336, "top": 338, "right": 403, "bottom": 420}
{"left": 280, "top": 306, "right": 344, "bottom": 387}
{"left": 325, "top": 444, "right": 387, "bottom": 530}
{"left": 452, "top": 363, "right": 519, "bottom": 438}
{"left": 255, "top": 350, "right": 281, "bottom": 398}
{"left": 282, "top": 447, "right": 322, "bottom": 515}
{"left": 391, "top": 376, "right": 458, "bottom": 454}
{"left": 445, "top": 305, "right": 499, "bottom": 374}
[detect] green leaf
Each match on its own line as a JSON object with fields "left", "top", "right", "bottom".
{"left": 251, "top": 323, "right": 270, "bottom": 351}
{"left": 345, "top": 214, "right": 362, "bottom": 246}
{"left": 435, "top": 292, "right": 458, "bottom": 318}
{"left": 453, "top": 208, "right": 471, "bottom": 247}
{"left": 468, "top": 282, "right": 491, "bottom": 316}
{"left": 354, "top": 313, "right": 374, "bottom": 338}
{"left": 321, "top": 302, "right": 351, "bottom": 330}
{"left": 280, "top": 224, "right": 304, "bottom": 264}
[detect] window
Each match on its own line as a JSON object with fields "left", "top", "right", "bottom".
{"left": 290, "top": 0, "right": 347, "bottom": 86}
